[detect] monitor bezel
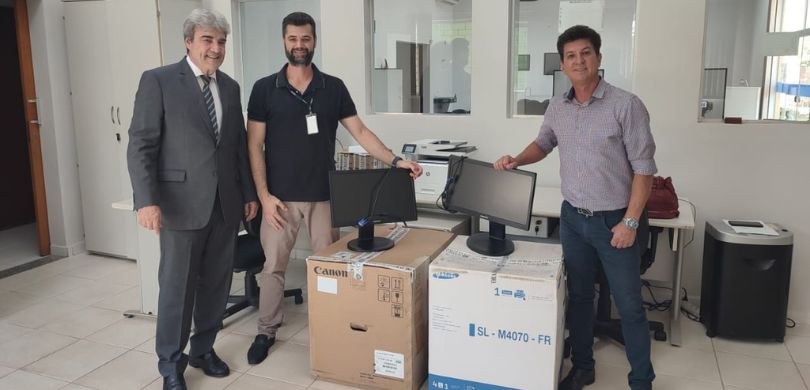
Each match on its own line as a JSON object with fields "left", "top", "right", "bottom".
{"left": 445, "top": 157, "right": 536, "bottom": 231}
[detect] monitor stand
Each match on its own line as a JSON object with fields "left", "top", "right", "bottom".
{"left": 348, "top": 223, "right": 394, "bottom": 252}
{"left": 466, "top": 221, "right": 515, "bottom": 256}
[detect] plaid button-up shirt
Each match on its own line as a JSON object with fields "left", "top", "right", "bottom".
{"left": 535, "top": 79, "right": 657, "bottom": 212}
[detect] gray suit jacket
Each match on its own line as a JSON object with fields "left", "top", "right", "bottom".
{"left": 127, "top": 58, "right": 257, "bottom": 230}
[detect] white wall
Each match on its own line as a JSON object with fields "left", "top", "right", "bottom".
{"left": 27, "top": 0, "right": 85, "bottom": 256}
{"left": 28, "top": 0, "right": 810, "bottom": 322}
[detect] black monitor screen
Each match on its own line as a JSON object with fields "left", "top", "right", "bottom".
{"left": 444, "top": 157, "right": 536, "bottom": 256}
{"left": 446, "top": 157, "right": 536, "bottom": 230}
{"left": 330, "top": 168, "right": 418, "bottom": 251}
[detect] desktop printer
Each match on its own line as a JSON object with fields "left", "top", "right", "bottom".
{"left": 401, "top": 139, "right": 477, "bottom": 200}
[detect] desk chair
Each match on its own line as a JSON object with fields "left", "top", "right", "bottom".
{"left": 223, "top": 210, "right": 303, "bottom": 322}
{"left": 593, "top": 225, "right": 667, "bottom": 344}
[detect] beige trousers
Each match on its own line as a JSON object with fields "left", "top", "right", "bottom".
{"left": 257, "top": 201, "right": 338, "bottom": 336}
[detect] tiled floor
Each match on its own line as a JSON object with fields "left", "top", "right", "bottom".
{"left": 0, "top": 224, "right": 40, "bottom": 273}
{"left": 1, "top": 254, "right": 809, "bottom": 390}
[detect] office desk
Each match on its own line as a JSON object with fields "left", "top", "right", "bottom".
{"left": 418, "top": 187, "right": 696, "bottom": 346}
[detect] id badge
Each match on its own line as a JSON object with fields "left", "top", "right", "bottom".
{"left": 306, "top": 113, "right": 319, "bottom": 135}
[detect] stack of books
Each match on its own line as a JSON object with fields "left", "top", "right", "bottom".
{"left": 335, "top": 151, "right": 385, "bottom": 170}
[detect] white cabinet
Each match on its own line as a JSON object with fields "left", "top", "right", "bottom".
{"left": 64, "top": 0, "right": 198, "bottom": 258}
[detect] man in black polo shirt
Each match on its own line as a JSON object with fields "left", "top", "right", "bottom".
{"left": 245, "top": 12, "right": 422, "bottom": 364}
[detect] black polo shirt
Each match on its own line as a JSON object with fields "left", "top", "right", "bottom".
{"left": 247, "top": 64, "right": 357, "bottom": 202}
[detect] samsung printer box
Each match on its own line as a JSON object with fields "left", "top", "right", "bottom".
{"left": 307, "top": 226, "right": 454, "bottom": 389}
{"left": 428, "top": 236, "right": 565, "bottom": 390}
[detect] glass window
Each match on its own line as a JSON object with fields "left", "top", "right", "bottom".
{"left": 239, "top": 0, "right": 322, "bottom": 105}
{"left": 370, "top": 0, "right": 472, "bottom": 114}
{"left": 701, "top": 0, "right": 810, "bottom": 121}
{"left": 509, "top": 0, "right": 638, "bottom": 116}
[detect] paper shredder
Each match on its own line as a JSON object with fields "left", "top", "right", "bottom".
{"left": 700, "top": 220, "right": 793, "bottom": 342}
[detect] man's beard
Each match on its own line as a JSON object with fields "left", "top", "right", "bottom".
{"left": 286, "top": 48, "right": 314, "bottom": 66}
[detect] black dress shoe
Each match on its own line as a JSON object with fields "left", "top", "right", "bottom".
{"left": 188, "top": 350, "right": 230, "bottom": 377}
{"left": 558, "top": 367, "right": 595, "bottom": 390}
{"left": 163, "top": 373, "right": 187, "bottom": 390}
{"left": 247, "top": 334, "right": 276, "bottom": 365}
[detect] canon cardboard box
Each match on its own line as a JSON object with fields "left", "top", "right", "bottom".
{"left": 428, "top": 236, "right": 565, "bottom": 390}
{"left": 307, "top": 226, "right": 454, "bottom": 389}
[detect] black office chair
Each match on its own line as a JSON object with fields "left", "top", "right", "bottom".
{"left": 223, "top": 209, "right": 303, "bottom": 321}
{"left": 593, "top": 224, "right": 667, "bottom": 344}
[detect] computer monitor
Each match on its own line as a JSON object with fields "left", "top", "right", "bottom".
{"left": 444, "top": 157, "right": 536, "bottom": 256}
{"left": 543, "top": 52, "right": 560, "bottom": 75}
{"left": 553, "top": 69, "right": 605, "bottom": 96}
{"left": 329, "top": 168, "right": 418, "bottom": 252}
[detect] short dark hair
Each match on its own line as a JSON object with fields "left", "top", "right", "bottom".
{"left": 557, "top": 25, "right": 601, "bottom": 60}
{"left": 282, "top": 12, "right": 317, "bottom": 40}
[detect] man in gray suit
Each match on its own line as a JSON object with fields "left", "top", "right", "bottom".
{"left": 127, "top": 9, "right": 257, "bottom": 390}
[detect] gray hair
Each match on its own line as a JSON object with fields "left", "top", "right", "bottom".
{"left": 183, "top": 8, "right": 230, "bottom": 40}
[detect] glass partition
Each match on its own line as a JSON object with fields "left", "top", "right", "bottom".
{"left": 510, "top": 0, "right": 637, "bottom": 116}
{"left": 370, "top": 0, "right": 472, "bottom": 114}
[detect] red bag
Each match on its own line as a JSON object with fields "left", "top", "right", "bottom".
{"left": 646, "top": 176, "right": 679, "bottom": 219}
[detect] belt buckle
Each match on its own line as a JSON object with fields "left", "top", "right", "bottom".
{"left": 577, "top": 208, "right": 594, "bottom": 217}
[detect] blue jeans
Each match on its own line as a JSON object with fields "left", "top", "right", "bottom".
{"left": 560, "top": 201, "right": 655, "bottom": 390}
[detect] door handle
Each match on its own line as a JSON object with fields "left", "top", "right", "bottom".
{"left": 30, "top": 120, "right": 41, "bottom": 125}
{"left": 110, "top": 106, "right": 115, "bottom": 124}
{"left": 116, "top": 106, "right": 121, "bottom": 125}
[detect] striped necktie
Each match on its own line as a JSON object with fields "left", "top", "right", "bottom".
{"left": 201, "top": 75, "right": 220, "bottom": 143}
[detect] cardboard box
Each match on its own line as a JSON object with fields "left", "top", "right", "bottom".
{"left": 428, "top": 236, "right": 565, "bottom": 390}
{"left": 307, "top": 226, "right": 455, "bottom": 389}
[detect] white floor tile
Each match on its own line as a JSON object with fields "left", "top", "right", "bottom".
{"left": 787, "top": 335, "right": 810, "bottom": 364}
{"left": 40, "top": 306, "right": 122, "bottom": 338}
{"left": 23, "top": 339, "right": 127, "bottom": 382}
{"left": 86, "top": 316, "right": 156, "bottom": 349}
{"left": 0, "top": 290, "right": 42, "bottom": 318}
{"left": 0, "top": 330, "right": 76, "bottom": 368}
{"left": 0, "top": 370, "right": 67, "bottom": 390}
{"left": 143, "top": 368, "right": 241, "bottom": 390}
{"left": 55, "top": 279, "right": 131, "bottom": 306}
{"left": 16, "top": 274, "right": 91, "bottom": 299}
{"left": 0, "top": 365, "right": 14, "bottom": 378}
{"left": 0, "top": 321, "right": 34, "bottom": 345}
{"left": 713, "top": 336, "right": 793, "bottom": 361}
{"left": 247, "top": 341, "right": 315, "bottom": 387}
{"left": 651, "top": 373, "right": 724, "bottom": 390}
{"left": 2, "top": 299, "right": 86, "bottom": 329}
{"left": 34, "top": 255, "right": 104, "bottom": 275}
{"left": 309, "top": 378, "right": 366, "bottom": 390}
{"left": 650, "top": 341, "right": 721, "bottom": 382}
{"left": 62, "top": 257, "right": 136, "bottom": 281}
{"left": 0, "top": 267, "right": 58, "bottom": 292}
{"left": 717, "top": 352, "right": 806, "bottom": 390}
{"left": 226, "top": 373, "right": 307, "bottom": 389}
{"left": 59, "top": 384, "right": 96, "bottom": 390}
{"left": 74, "top": 350, "right": 160, "bottom": 390}
{"left": 593, "top": 339, "right": 631, "bottom": 369}
{"left": 211, "top": 332, "right": 269, "bottom": 374}
{"left": 677, "top": 317, "right": 715, "bottom": 352}
{"left": 91, "top": 285, "right": 141, "bottom": 312}
{"left": 797, "top": 363, "right": 810, "bottom": 386}
{"left": 290, "top": 326, "right": 309, "bottom": 346}
{"left": 787, "top": 322, "right": 810, "bottom": 338}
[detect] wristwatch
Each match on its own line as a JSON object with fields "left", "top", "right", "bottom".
{"left": 622, "top": 217, "right": 639, "bottom": 230}
{"left": 391, "top": 156, "right": 403, "bottom": 167}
